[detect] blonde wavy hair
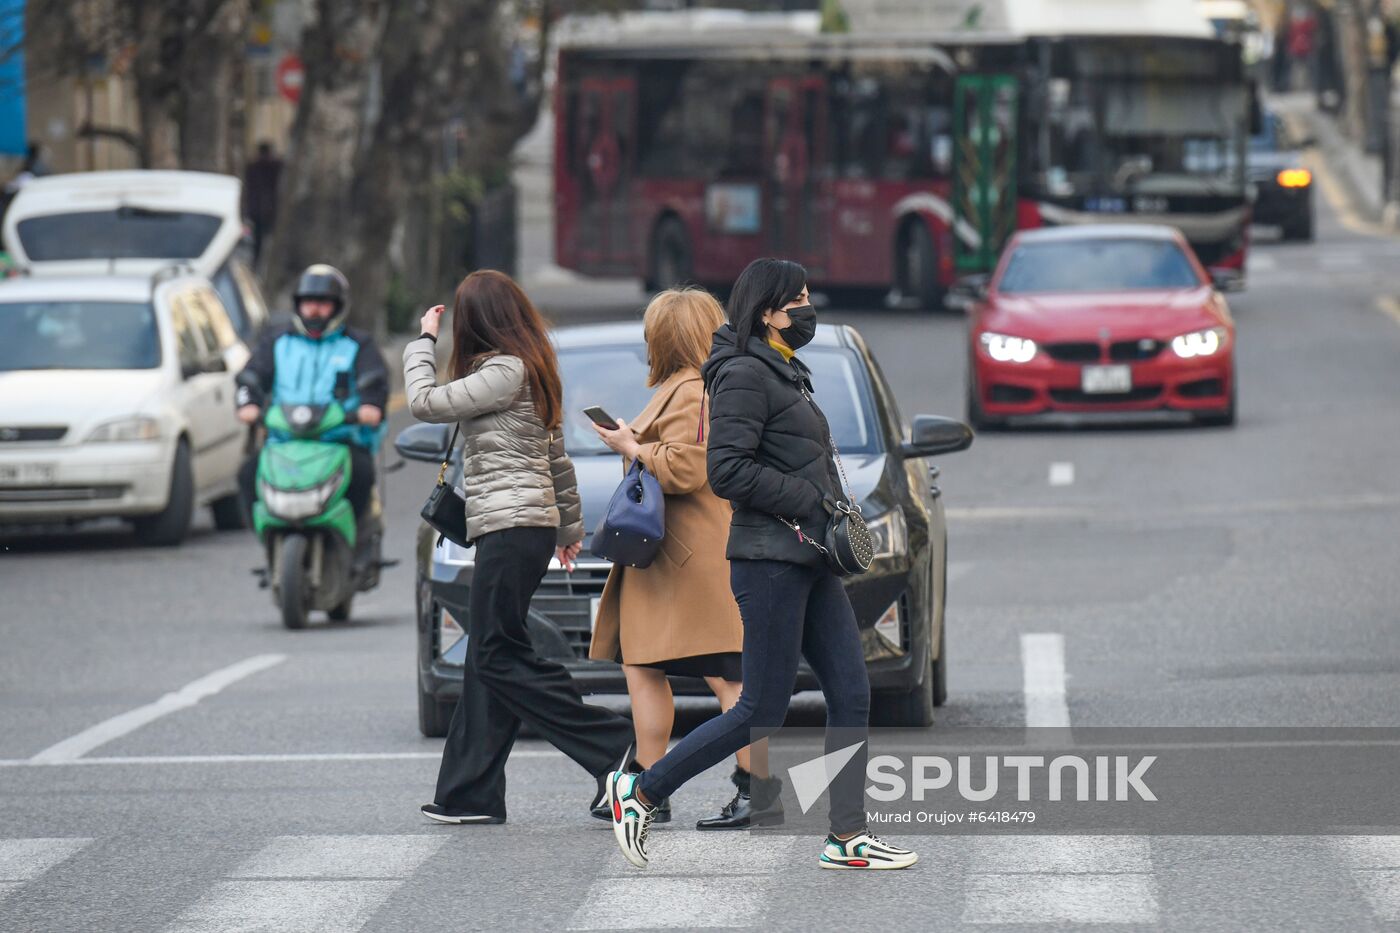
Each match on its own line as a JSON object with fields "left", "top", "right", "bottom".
{"left": 642, "top": 287, "right": 725, "bottom": 387}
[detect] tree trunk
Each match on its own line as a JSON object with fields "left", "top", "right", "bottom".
{"left": 177, "top": 1, "right": 248, "bottom": 173}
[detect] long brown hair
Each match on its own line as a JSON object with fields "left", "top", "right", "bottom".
{"left": 449, "top": 270, "right": 563, "bottom": 429}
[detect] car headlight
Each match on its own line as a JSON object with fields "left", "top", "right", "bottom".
{"left": 980, "top": 332, "right": 1038, "bottom": 363}
{"left": 866, "top": 509, "right": 907, "bottom": 560}
{"left": 1171, "top": 326, "right": 1228, "bottom": 359}
{"left": 86, "top": 416, "right": 162, "bottom": 442}
{"left": 260, "top": 468, "right": 345, "bottom": 520}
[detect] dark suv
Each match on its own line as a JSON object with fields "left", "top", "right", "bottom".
{"left": 396, "top": 322, "right": 972, "bottom": 736}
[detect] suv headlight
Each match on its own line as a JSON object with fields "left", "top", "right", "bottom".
{"left": 980, "top": 332, "right": 1038, "bottom": 363}
{"left": 86, "top": 416, "right": 162, "bottom": 443}
{"left": 1171, "top": 326, "right": 1228, "bottom": 359}
{"left": 866, "top": 509, "right": 907, "bottom": 560}
{"left": 260, "top": 468, "right": 345, "bottom": 520}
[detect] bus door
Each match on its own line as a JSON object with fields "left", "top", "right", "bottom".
{"left": 574, "top": 77, "right": 636, "bottom": 268}
{"left": 952, "top": 75, "right": 1017, "bottom": 272}
{"left": 764, "top": 76, "right": 830, "bottom": 271}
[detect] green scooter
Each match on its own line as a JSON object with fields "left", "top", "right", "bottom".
{"left": 245, "top": 373, "right": 389, "bottom": 629}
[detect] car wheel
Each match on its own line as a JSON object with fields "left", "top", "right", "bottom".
{"left": 871, "top": 657, "right": 935, "bottom": 727}
{"left": 648, "top": 216, "right": 692, "bottom": 291}
{"left": 210, "top": 493, "right": 246, "bottom": 531}
{"left": 898, "top": 221, "right": 944, "bottom": 311}
{"left": 133, "top": 440, "right": 194, "bottom": 547}
{"left": 418, "top": 685, "right": 455, "bottom": 738}
{"left": 278, "top": 534, "right": 311, "bottom": 630}
{"left": 932, "top": 547, "right": 948, "bottom": 708}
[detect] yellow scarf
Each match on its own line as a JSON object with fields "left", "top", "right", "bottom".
{"left": 768, "top": 338, "right": 796, "bottom": 362}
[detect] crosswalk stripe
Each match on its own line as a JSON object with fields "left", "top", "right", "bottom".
{"left": 964, "top": 836, "right": 1158, "bottom": 924}
{"left": 1329, "top": 836, "right": 1400, "bottom": 921}
{"left": 169, "top": 835, "right": 445, "bottom": 933}
{"left": 0, "top": 838, "right": 91, "bottom": 905}
{"left": 569, "top": 835, "right": 800, "bottom": 929}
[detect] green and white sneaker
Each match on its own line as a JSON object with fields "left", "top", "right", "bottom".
{"left": 607, "top": 770, "right": 658, "bottom": 869}
{"left": 819, "top": 830, "right": 918, "bottom": 870}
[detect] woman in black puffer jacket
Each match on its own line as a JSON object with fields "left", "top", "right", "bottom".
{"left": 604, "top": 259, "right": 918, "bottom": 873}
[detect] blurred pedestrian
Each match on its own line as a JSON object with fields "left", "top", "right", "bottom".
{"left": 243, "top": 141, "right": 282, "bottom": 262}
{"left": 1288, "top": 4, "right": 1317, "bottom": 92}
{"left": 587, "top": 287, "right": 780, "bottom": 831}
{"left": 605, "top": 258, "right": 917, "bottom": 872}
{"left": 405, "top": 269, "right": 636, "bottom": 825}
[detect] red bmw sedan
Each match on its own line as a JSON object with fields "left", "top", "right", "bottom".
{"left": 963, "top": 225, "right": 1236, "bottom": 429}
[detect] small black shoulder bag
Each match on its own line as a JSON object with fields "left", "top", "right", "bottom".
{"left": 780, "top": 385, "right": 874, "bottom": 577}
{"left": 420, "top": 425, "right": 471, "bottom": 548}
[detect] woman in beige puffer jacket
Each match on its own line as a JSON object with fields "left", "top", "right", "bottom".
{"left": 406, "top": 270, "right": 635, "bottom": 826}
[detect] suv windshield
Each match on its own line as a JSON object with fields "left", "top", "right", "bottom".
{"left": 557, "top": 343, "right": 880, "bottom": 456}
{"left": 16, "top": 209, "right": 221, "bottom": 262}
{"left": 999, "top": 239, "right": 1201, "bottom": 294}
{"left": 0, "top": 301, "right": 162, "bottom": 371}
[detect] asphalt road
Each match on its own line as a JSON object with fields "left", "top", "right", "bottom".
{"left": 4, "top": 181, "right": 1400, "bottom": 932}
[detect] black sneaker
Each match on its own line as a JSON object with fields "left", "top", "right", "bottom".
{"left": 420, "top": 803, "right": 504, "bottom": 825}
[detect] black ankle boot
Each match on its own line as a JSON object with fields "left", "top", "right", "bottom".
{"left": 695, "top": 766, "right": 785, "bottom": 830}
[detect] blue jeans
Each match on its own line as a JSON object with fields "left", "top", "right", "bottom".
{"left": 637, "top": 559, "right": 871, "bottom": 834}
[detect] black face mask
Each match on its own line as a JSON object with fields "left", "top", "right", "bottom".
{"left": 773, "top": 304, "right": 817, "bottom": 350}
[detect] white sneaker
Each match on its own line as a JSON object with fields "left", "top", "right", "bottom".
{"left": 818, "top": 830, "right": 918, "bottom": 870}
{"left": 607, "top": 770, "right": 657, "bottom": 869}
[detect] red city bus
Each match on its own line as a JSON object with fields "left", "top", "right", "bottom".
{"left": 554, "top": 32, "right": 1251, "bottom": 306}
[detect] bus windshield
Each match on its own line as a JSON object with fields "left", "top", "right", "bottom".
{"left": 1035, "top": 44, "right": 1247, "bottom": 197}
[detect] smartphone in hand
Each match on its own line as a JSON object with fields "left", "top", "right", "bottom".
{"left": 583, "top": 406, "right": 619, "bottom": 430}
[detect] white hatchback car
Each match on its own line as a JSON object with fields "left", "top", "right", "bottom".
{"left": 0, "top": 271, "right": 250, "bottom": 544}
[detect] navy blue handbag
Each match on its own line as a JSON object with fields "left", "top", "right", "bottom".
{"left": 591, "top": 460, "right": 665, "bottom": 568}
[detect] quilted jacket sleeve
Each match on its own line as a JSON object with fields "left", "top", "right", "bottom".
{"left": 634, "top": 379, "right": 708, "bottom": 496}
{"left": 706, "top": 359, "right": 826, "bottom": 519}
{"left": 402, "top": 340, "right": 524, "bottom": 424}
{"left": 549, "top": 430, "right": 585, "bottom": 546}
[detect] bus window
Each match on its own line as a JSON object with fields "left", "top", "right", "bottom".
{"left": 831, "top": 64, "right": 953, "bottom": 182}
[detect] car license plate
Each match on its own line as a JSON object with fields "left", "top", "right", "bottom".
{"left": 1081, "top": 365, "right": 1132, "bottom": 394}
{"left": 590, "top": 596, "right": 601, "bottom": 633}
{"left": 0, "top": 463, "right": 56, "bottom": 486}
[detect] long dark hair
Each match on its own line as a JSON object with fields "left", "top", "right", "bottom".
{"left": 449, "top": 270, "right": 563, "bottom": 429}
{"left": 726, "top": 258, "right": 808, "bottom": 350}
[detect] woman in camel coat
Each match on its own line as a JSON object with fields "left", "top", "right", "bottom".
{"left": 588, "top": 287, "right": 778, "bottom": 830}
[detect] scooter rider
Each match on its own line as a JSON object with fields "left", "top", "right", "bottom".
{"left": 234, "top": 264, "right": 388, "bottom": 556}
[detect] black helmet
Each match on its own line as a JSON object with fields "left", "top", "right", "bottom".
{"left": 292, "top": 264, "right": 350, "bottom": 337}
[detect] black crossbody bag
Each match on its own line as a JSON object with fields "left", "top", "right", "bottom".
{"left": 420, "top": 425, "right": 471, "bottom": 548}
{"left": 779, "top": 384, "right": 874, "bottom": 577}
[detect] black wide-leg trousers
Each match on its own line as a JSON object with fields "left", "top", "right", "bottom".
{"left": 432, "top": 526, "right": 634, "bottom": 819}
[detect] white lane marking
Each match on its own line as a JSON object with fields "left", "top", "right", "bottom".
{"left": 970, "top": 836, "right": 1151, "bottom": 874}
{"left": 963, "top": 873, "right": 1159, "bottom": 924}
{"left": 30, "top": 655, "right": 286, "bottom": 764}
{"left": 570, "top": 837, "right": 799, "bottom": 929}
{"left": 1021, "top": 633, "right": 1070, "bottom": 729}
{"left": 569, "top": 878, "right": 772, "bottom": 930}
{"left": 1048, "top": 462, "right": 1075, "bottom": 487}
{"left": 232, "top": 835, "right": 446, "bottom": 880}
{"left": 1319, "top": 252, "right": 1364, "bottom": 269}
{"left": 169, "top": 880, "right": 402, "bottom": 933}
{"left": 1330, "top": 837, "right": 1400, "bottom": 920}
{"left": 0, "top": 749, "right": 562, "bottom": 768}
{"left": 0, "top": 838, "right": 92, "bottom": 881}
{"left": 1250, "top": 253, "right": 1277, "bottom": 272}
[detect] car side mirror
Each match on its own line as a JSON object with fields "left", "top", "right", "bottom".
{"left": 394, "top": 423, "right": 454, "bottom": 463}
{"left": 900, "top": 415, "right": 974, "bottom": 458}
{"left": 946, "top": 274, "right": 990, "bottom": 312}
{"left": 204, "top": 356, "right": 228, "bottom": 374}
{"left": 1210, "top": 269, "right": 1244, "bottom": 293}
{"left": 180, "top": 360, "right": 202, "bottom": 380}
